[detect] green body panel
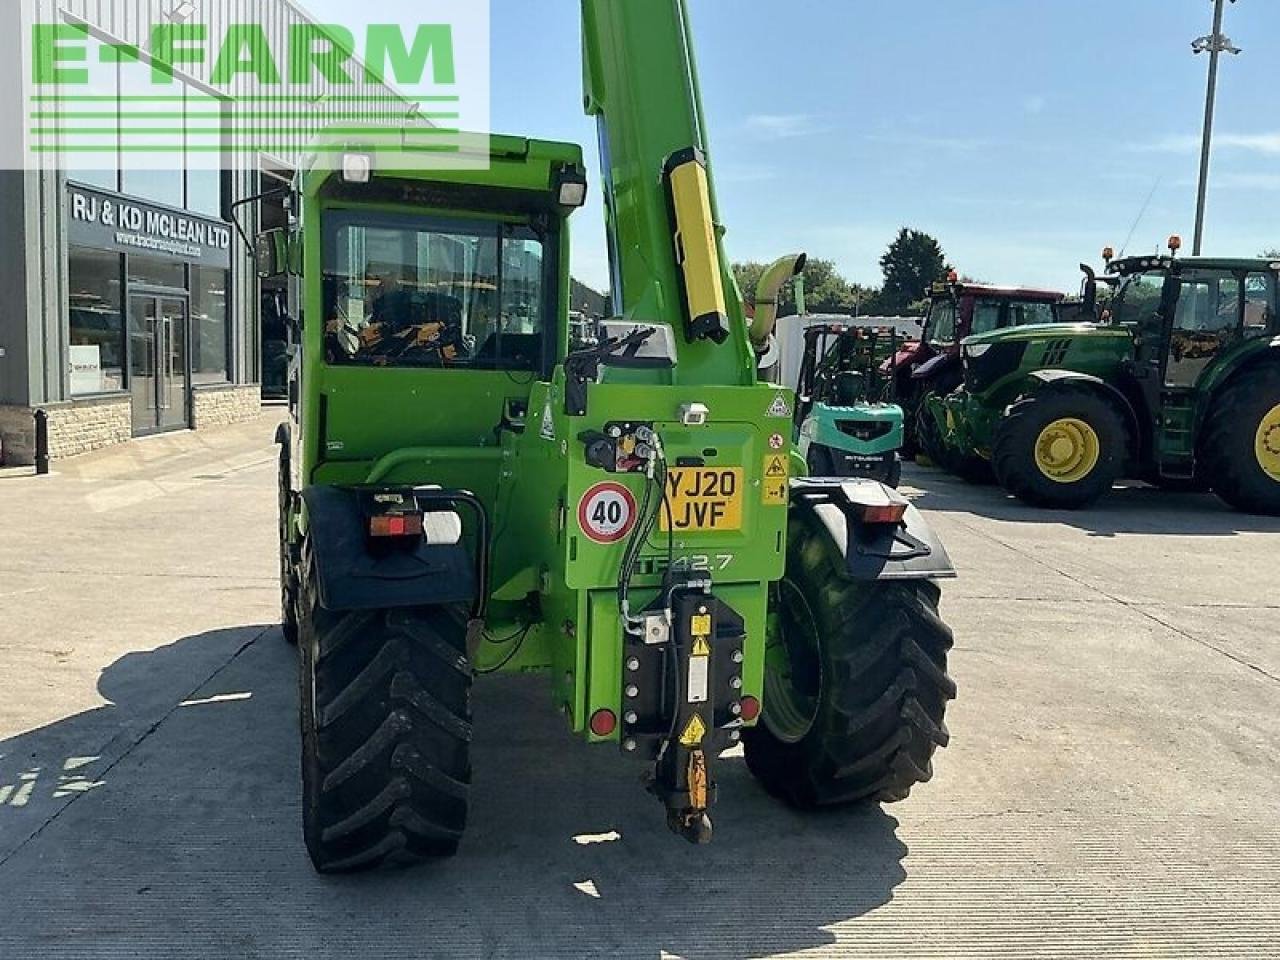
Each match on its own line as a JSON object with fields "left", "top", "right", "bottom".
{"left": 284, "top": 0, "right": 793, "bottom": 747}
{"left": 799, "top": 402, "right": 905, "bottom": 459}
{"left": 933, "top": 323, "right": 1134, "bottom": 457}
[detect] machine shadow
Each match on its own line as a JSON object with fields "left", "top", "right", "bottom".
{"left": 902, "top": 464, "right": 1280, "bottom": 538}
{"left": 0, "top": 628, "right": 908, "bottom": 960}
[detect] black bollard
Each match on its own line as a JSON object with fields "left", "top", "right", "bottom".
{"left": 34, "top": 409, "right": 50, "bottom": 476}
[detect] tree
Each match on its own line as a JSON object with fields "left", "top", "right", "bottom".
{"left": 1260, "top": 249, "right": 1280, "bottom": 259}
{"left": 878, "top": 228, "right": 950, "bottom": 313}
{"left": 733, "top": 258, "right": 874, "bottom": 316}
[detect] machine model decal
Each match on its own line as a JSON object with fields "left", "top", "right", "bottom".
{"left": 578, "top": 482, "right": 638, "bottom": 544}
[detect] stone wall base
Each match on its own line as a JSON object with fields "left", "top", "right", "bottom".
{"left": 0, "top": 385, "right": 262, "bottom": 465}
{"left": 192, "top": 384, "right": 262, "bottom": 429}
{"left": 0, "top": 396, "right": 132, "bottom": 466}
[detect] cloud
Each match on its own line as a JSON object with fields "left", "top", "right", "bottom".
{"left": 1023, "top": 95, "right": 1047, "bottom": 116}
{"left": 1131, "top": 132, "right": 1280, "bottom": 155}
{"left": 743, "top": 114, "right": 828, "bottom": 139}
{"left": 865, "top": 133, "right": 990, "bottom": 152}
{"left": 1215, "top": 172, "right": 1280, "bottom": 191}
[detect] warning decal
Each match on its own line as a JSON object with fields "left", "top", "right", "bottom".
{"left": 679, "top": 713, "right": 707, "bottom": 747}
{"left": 578, "top": 482, "right": 638, "bottom": 544}
{"left": 763, "top": 453, "right": 790, "bottom": 506}
{"left": 767, "top": 393, "right": 792, "bottom": 418}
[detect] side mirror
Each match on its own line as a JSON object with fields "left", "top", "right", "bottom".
{"left": 255, "top": 229, "right": 288, "bottom": 279}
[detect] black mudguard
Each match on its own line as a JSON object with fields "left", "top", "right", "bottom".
{"left": 789, "top": 478, "right": 955, "bottom": 581}
{"left": 911, "top": 351, "right": 959, "bottom": 385}
{"left": 300, "top": 486, "right": 476, "bottom": 613}
{"left": 1026, "top": 369, "right": 1141, "bottom": 438}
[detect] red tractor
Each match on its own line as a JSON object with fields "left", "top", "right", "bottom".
{"left": 886, "top": 275, "right": 1066, "bottom": 458}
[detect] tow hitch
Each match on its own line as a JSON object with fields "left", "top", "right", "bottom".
{"left": 624, "top": 580, "right": 747, "bottom": 844}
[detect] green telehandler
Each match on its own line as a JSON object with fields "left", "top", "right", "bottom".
{"left": 266, "top": 0, "right": 957, "bottom": 872}
{"left": 923, "top": 240, "right": 1280, "bottom": 511}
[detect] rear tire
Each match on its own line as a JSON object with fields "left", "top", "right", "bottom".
{"left": 992, "top": 386, "right": 1127, "bottom": 509}
{"left": 299, "top": 555, "right": 472, "bottom": 872}
{"left": 744, "top": 509, "right": 955, "bottom": 807}
{"left": 278, "top": 448, "right": 299, "bottom": 646}
{"left": 1202, "top": 365, "right": 1280, "bottom": 515}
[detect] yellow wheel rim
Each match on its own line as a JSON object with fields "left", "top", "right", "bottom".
{"left": 1034, "top": 418, "right": 1101, "bottom": 484}
{"left": 1257, "top": 403, "right": 1280, "bottom": 481}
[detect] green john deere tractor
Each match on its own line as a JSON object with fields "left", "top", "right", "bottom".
{"left": 265, "top": 0, "right": 957, "bottom": 872}
{"left": 924, "top": 246, "right": 1280, "bottom": 512}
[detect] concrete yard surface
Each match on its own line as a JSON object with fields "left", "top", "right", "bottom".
{"left": 1, "top": 411, "right": 1278, "bottom": 958}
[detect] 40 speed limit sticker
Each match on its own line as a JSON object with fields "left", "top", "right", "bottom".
{"left": 578, "top": 482, "right": 638, "bottom": 544}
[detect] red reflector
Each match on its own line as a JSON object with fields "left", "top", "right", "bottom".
{"left": 740, "top": 696, "right": 761, "bottom": 723}
{"left": 369, "top": 513, "right": 424, "bottom": 538}
{"left": 861, "top": 504, "right": 907, "bottom": 525}
{"left": 589, "top": 709, "right": 617, "bottom": 737}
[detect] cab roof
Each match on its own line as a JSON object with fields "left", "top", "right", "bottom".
{"left": 1109, "top": 255, "right": 1280, "bottom": 276}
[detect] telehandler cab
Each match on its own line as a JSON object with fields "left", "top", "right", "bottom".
{"left": 925, "top": 241, "right": 1280, "bottom": 512}
{"left": 267, "top": 0, "right": 957, "bottom": 872}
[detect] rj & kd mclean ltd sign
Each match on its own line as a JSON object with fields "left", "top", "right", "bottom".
{"left": 68, "top": 185, "right": 232, "bottom": 267}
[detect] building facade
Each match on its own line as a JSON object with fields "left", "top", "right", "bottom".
{"left": 0, "top": 0, "right": 409, "bottom": 464}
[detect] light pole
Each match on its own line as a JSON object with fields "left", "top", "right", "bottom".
{"left": 1191, "top": 0, "right": 1241, "bottom": 256}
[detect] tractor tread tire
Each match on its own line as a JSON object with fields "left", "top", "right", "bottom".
{"left": 992, "top": 385, "right": 1127, "bottom": 509}
{"left": 743, "top": 510, "right": 955, "bottom": 809}
{"left": 1202, "top": 365, "right": 1280, "bottom": 516}
{"left": 300, "top": 562, "right": 471, "bottom": 873}
{"left": 278, "top": 448, "right": 300, "bottom": 646}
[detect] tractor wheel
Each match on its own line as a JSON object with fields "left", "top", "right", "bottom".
{"left": 992, "top": 386, "right": 1127, "bottom": 509}
{"left": 298, "top": 554, "right": 472, "bottom": 872}
{"left": 743, "top": 509, "right": 955, "bottom": 808}
{"left": 915, "top": 400, "right": 991, "bottom": 484}
{"left": 806, "top": 444, "right": 837, "bottom": 477}
{"left": 914, "top": 397, "right": 950, "bottom": 469}
{"left": 278, "top": 447, "right": 299, "bottom": 646}
{"left": 1202, "top": 365, "right": 1280, "bottom": 515}
{"left": 881, "top": 454, "right": 903, "bottom": 489}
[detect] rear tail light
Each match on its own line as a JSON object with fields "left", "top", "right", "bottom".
{"left": 589, "top": 709, "right": 617, "bottom": 737}
{"left": 860, "top": 503, "right": 908, "bottom": 525}
{"left": 739, "top": 696, "right": 761, "bottom": 722}
{"left": 369, "top": 513, "right": 425, "bottom": 538}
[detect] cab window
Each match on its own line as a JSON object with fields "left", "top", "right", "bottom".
{"left": 1244, "top": 272, "right": 1276, "bottom": 337}
{"left": 926, "top": 300, "right": 956, "bottom": 345}
{"left": 970, "top": 300, "right": 1002, "bottom": 335}
{"left": 1008, "top": 301, "right": 1057, "bottom": 327}
{"left": 322, "top": 211, "right": 551, "bottom": 371}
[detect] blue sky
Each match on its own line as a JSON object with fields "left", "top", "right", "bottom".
{"left": 310, "top": 0, "right": 1280, "bottom": 294}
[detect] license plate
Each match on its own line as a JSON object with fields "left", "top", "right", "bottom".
{"left": 661, "top": 468, "right": 744, "bottom": 532}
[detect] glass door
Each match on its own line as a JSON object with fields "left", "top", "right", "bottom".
{"left": 128, "top": 294, "right": 190, "bottom": 435}
{"left": 158, "top": 297, "right": 190, "bottom": 431}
